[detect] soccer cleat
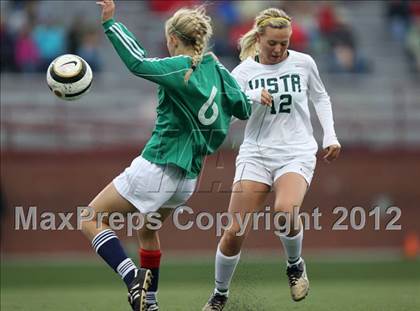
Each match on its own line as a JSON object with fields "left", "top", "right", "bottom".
{"left": 146, "top": 302, "right": 159, "bottom": 311}
{"left": 127, "top": 268, "right": 153, "bottom": 311}
{"left": 286, "top": 258, "right": 309, "bottom": 301}
{"left": 202, "top": 291, "right": 228, "bottom": 311}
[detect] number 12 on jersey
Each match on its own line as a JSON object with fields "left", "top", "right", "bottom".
{"left": 270, "top": 94, "right": 292, "bottom": 115}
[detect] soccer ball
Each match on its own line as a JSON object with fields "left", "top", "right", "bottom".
{"left": 46, "top": 54, "right": 93, "bottom": 101}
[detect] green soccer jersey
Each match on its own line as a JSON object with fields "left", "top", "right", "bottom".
{"left": 102, "top": 19, "right": 251, "bottom": 178}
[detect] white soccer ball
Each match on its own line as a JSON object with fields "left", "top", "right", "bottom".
{"left": 46, "top": 54, "right": 93, "bottom": 101}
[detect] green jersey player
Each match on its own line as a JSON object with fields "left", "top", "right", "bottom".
{"left": 82, "top": 1, "right": 251, "bottom": 311}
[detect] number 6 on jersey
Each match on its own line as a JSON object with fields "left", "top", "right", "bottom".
{"left": 198, "top": 86, "right": 219, "bottom": 126}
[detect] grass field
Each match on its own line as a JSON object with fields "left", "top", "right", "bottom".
{"left": 1, "top": 257, "right": 419, "bottom": 311}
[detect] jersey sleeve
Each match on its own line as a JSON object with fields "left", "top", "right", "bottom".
{"left": 217, "top": 63, "right": 252, "bottom": 120}
{"left": 231, "top": 63, "right": 262, "bottom": 104}
{"left": 229, "top": 82, "right": 252, "bottom": 120}
{"left": 102, "top": 19, "right": 189, "bottom": 88}
{"left": 307, "top": 55, "right": 340, "bottom": 148}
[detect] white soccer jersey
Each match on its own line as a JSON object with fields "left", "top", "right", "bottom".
{"left": 232, "top": 50, "right": 339, "bottom": 156}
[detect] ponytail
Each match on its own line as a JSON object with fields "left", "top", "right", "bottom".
{"left": 239, "top": 28, "right": 259, "bottom": 61}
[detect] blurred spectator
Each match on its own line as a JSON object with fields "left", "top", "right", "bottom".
{"left": 284, "top": 2, "right": 319, "bottom": 53}
{"left": 14, "top": 22, "right": 40, "bottom": 72}
{"left": 9, "top": 0, "right": 28, "bottom": 10}
{"left": 1, "top": 0, "right": 41, "bottom": 72}
{"left": 6, "top": 2, "right": 29, "bottom": 35}
{"left": 67, "top": 15, "right": 86, "bottom": 55}
{"left": 215, "top": 1, "right": 240, "bottom": 27}
{"left": 316, "top": 4, "right": 370, "bottom": 73}
{"left": 329, "top": 44, "right": 370, "bottom": 74}
{"left": 289, "top": 22, "right": 309, "bottom": 52}
{"left": 328, "top": 21, "right": 356, "bottom": 50}
{"left": 32, "top": 17, "right": 66, "bottom": 70}
{"left": 148, "top": 0, "right": 199, "bottom": 15}
{"left": 328, "top": 21, "right": 371, "bottom": 73}
{"left": 386, "top": 1, "right": 420, "bottom": 74}
{"left": 318, "top": 3, "right": 339, "bottom": 39}
{"left": 226, "top": 20, "right": 253, "bottom": 57}
{"left": 387, "top": 0, "right": 411, "bottom": 43}
{"left": 405, "top": 16, "right": 420, "bottom": 73}
{"left": 234, "top": 0, "right": 267, "bottom": 21}
{"left": 66, "top": 14, "right": 103, "bottom": 72}
{"left": 76, "top": 26, "right": 103, "bottom": 72}
{"left": 208, "top": 2, "right": 244, "bottom": 58}
{"left": 409, "top": 1, "right": 420, "bottom": 19}
{"left": 0, "top": 15, "right": 17, "bottom": 72}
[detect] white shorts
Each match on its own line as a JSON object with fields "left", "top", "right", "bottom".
{"left": 113, "top": 156, "right": 197, "bottom": 214}
{"left": 234, "top": 144, "right": 316, "bottom": 187}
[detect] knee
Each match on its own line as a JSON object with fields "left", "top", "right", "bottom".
{"left": 80, "top": 207, "right": 94, "bottom": 233}
{"left": 80, "top": 207, "right": 109, "bottom": 237}
{"left": 274, "top": 205, "right": 303, "bottom": 236}
{"left": 274, "top": 200, "right": 301, "bottom": 215}
{"left": 80, "top": 215, "right": 99, "bottom": 240}
{"left": 220, "top": 227, "right": 247, "bottom": 256}
{"left": 274, "top": 201, "right": 302, "bottom": 231}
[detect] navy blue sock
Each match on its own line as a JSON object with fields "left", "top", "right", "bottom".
{"left": 140, "top": 248, "right": 161, "bottom": 303}
{"left": 149, "top": 267, "right": 160, "bottom": 292}
{"left": 92, "top": 229, "right": 137, "bottom": 287}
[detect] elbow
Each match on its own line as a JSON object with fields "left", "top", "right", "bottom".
{"left": 236, "top": 115, "right": 249, "bottom": 121}
{"left": 232, "top": 110, "right": 250, "bottom": 121}
{"left": 128, "top": 64, "right": 138, "bottom": 74}
{"left": 237, "top": 108, "right": 252, "bottom": 120}
{"left": 126, "top": 61, "right": 143, "bottom": 74}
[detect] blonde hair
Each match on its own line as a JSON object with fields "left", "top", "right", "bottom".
{"left": 165, "top": 6, "right": 213, "bottom": 84}
{"left": 239, "top": 8, "right": 291, "bottom": 61}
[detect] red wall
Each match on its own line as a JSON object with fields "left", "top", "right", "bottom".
{"left": 1, "top": 147, "right": 419, "bottom": 254}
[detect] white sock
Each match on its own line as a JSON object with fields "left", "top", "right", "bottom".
{"left": 287, "top": 257, "right": 303, "bottom": 267}
{"left": 279, "top": 228, "right": 303, "bottom": 264}
{"left": 214, "top": 245, "right": 240, "bottom": 294}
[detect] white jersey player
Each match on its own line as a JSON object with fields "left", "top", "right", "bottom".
{"left": 232, "top": 49, "right": 339, "bottom": 186}
{"left": 203, "top": 8, "right": 341, "bottom": 311}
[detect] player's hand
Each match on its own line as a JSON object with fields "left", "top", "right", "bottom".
{"left": 260, "top": 89, "right": 272, "bottom": 107}
{"left": 323, "top": 144, "right": 341, "bottom": 163}
{"left": 96, "top": 0, "right": 115, "bottom": 22}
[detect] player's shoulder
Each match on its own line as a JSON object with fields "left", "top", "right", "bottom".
{"left": 235, "top": 57, "right": 258, "bottom": 70}
{"left": 231, "top": 58, "right": 257, "bottom": 76}
{"left": 289, "top": 50, "right": 316, "bottom": 67}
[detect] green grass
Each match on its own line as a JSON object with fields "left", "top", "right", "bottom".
{"left": 1, "top": 258, "right": 420, "bottom": 311}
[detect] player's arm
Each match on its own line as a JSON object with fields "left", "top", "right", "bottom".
{"left": 98, "top": 0, "right": 187, "bottom": 88}
{"left": 227, "top": 82, "right": 253, "bottom": 121}
{"left": 307, "top": 56, "right": 341, "bottom": 162}
{"left": 217, "top": 63, "right": 252, "bottom": 120}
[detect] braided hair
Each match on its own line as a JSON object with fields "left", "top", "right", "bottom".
{"left": 165, "top": 6, "right": 213, "bottom": 84}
